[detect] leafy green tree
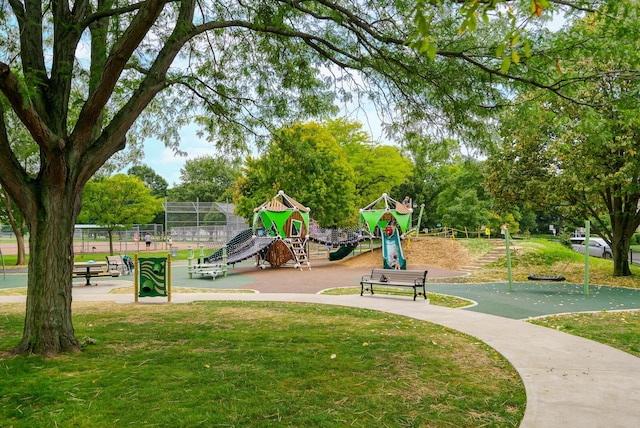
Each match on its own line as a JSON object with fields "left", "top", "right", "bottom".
{"left": 0, "top": 188, "right": 28, "bottom": 265}
{"left": 485, "top": 1, "right": 640, "bottom": 276}
{"left": 326, "top": 118, "right": 412, "bottom": 207}
{"left": 168, "top": 156, "right": 240, "bottom": 203}
{"left": 435, "top": 160, "right": 493, "bottom": 232}
{"left": 128, "top": 165, "right": 169, "bottom": 224}
{"left": 234, "top": 122, "right": 357, "bottom": 227}
{"left": 79, "top": 175, "right": 163, "bottom": 255}
{"left": 410, "top": 0, "right": 602, "bottom": 76}
{"left": 128, "top": 165, "right": 169, "bottom": 198}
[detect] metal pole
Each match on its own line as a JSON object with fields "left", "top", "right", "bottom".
{"left": 134, "top": 253, "right": 139, "bottom": 303}
{"left": 196, "top": 198, "right": 200, "bottom": 250}
{"left": 413, "top": 203, "right": 425, "bottom": 238}
{"left": 164, "top": 197, "right": 168, "bottom": 251}
{"left": 505, "top": 227, "right": 513, "bottom": 291}
{"left": 584, "top": 220, "right": 590, "bottom": 296}
{"left": 167, "top": 253, "right": 172, "bottom": 303}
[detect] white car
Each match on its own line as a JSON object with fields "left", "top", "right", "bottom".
{"left": 570, "top": 237, "right": 613, "bottom": 259}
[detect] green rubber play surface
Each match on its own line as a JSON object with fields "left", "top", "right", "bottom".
{"left": 427, "top": 282, "right": 640, "bottom": 319}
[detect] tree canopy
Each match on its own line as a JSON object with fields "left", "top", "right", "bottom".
{"left": 234, "top": 121, "right": 358, "bottom": 227}
{"left": 128, "top": 165, "right": 169, "bottom": 198}
{"left": 484, "top": 1, "right": 640, "bottom": 276}
{"left": 168, "top": 156, "right": 240, "bottom": 203}
{"left": 78, "top": 174, "right": 164, "bottom": 254}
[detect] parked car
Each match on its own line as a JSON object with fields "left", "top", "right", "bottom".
{"left": 570, "top": 237, "right": 613, "bottom": 259}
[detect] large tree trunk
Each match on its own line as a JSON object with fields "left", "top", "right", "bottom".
{"left": 12, "top": 188, "right": 81, "bottom": 356}
{"left": 609, "top": 198, "right": 640, "bottom": 277}
{"left": 611, "top": 230, "right": 633, "bottom": 277}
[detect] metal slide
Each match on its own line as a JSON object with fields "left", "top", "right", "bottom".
{"left": 381, "top": 229, "right": 406, "bottom": 270}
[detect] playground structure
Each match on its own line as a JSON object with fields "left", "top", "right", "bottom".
{"left": 359, "top": 193, "right": 412, "bottom": 270}
{"left": 188, "top": 191, "right": 414, "bottom": 278}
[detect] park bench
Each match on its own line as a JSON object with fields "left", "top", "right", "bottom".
{"left": 360, "top": 268, "right": 428, "bottom": 301}
{"left": 106, "top": 255, "right": 132, "bottom": 274}
{"left": 73, "top": 262, "right": 121, "bottom": 286}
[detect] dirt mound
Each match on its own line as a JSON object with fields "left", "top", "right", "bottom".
{"left": 339, "top": 237, "right": 470, "bottom": 270}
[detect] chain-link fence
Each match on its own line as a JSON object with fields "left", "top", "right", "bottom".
{"left": 164, "top": 201, "right": 248, "bottom": 253}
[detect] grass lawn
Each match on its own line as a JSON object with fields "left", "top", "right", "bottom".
{"left": 0, "top": 301, "right": 525, "bottom": 427}
{"left": 461, "top": 238, "right": 640, "bottom": 289}
{"left": 529, "top": 310, "right": 640, "bottom": 358}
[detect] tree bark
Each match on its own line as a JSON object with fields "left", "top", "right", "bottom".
{"left": 15, "top": 231, "right": 26, "bottom": 266}
{"left": 611, "top": 227, "right": 633, "bottom": 277}
{"left": 12, "top": 186, "right": 81, "bottom": 356}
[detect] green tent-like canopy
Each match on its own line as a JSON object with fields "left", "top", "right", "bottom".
{"left": 360, "top": 193, "right": 412, "bottom": 234}
{"left": 253, "top": 191, "right": 310, "bottom": 238}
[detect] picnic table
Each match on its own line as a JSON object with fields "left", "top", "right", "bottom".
{"left": 73, "top": 261, "right": 118, "bottom": 286}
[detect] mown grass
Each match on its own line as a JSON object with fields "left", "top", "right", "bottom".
{"left": 460, "top": 238, "right": 640, "bottom": 288}
{"left": 0, "top": 301, "right": 524, "bottom": 427}
{"left": 529, "top": 310, "right": 640, "bottom": 358}
{"left": 322, "top": 287, "right": 472, "bottom": 308}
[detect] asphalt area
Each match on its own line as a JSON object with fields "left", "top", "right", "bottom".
{"left": 3, "top": 258, "right": 640, "bottom": 320}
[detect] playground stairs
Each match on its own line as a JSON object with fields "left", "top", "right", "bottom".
{"left": 290, "top": 238, "right": 310, "bottom": 270}
{"left": 461, "top": 240, "right": 508, "bottom": 272}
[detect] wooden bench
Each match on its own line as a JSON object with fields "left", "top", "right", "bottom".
{"left": 360, "top": 268, "right": 428, "bottom": 301}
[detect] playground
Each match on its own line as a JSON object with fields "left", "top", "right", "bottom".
{"left": 2, "top": 236, "right": 640, "bottom": 320}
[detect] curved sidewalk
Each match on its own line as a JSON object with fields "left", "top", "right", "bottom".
{"left": 3, "top": 288, "right": 640, "bottom": 427}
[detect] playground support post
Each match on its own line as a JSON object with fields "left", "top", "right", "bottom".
{"left": 222, "top": 247, "right": 228, "bottom": 277}
{"left": 134, "top": 253, "right": 139, "bottom": 302}
{"left": 167, "top": 253, "right": 172, "bottom": 302}
{"left": 505, "top": 227, "right": 513, "bottom": 291}
{"left": 584, "top": 220, "right": 590, "bottom": 296}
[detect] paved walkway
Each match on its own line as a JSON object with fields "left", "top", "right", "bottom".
{"left": 2, "top": 264, "right": 640, "bottom": 427}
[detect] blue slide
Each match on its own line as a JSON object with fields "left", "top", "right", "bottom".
{"left": 382, "top": 229, "right": 406, "bottom": 270}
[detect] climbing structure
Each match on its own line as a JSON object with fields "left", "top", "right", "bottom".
{"left": 359, "top": 193, "right": 412, "bottom": 269}
{"left": 252, "top": 191, "right": 311, "bottom": 270}
{"left": 194, "top": 191, "right": 412, "bottom": 276}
